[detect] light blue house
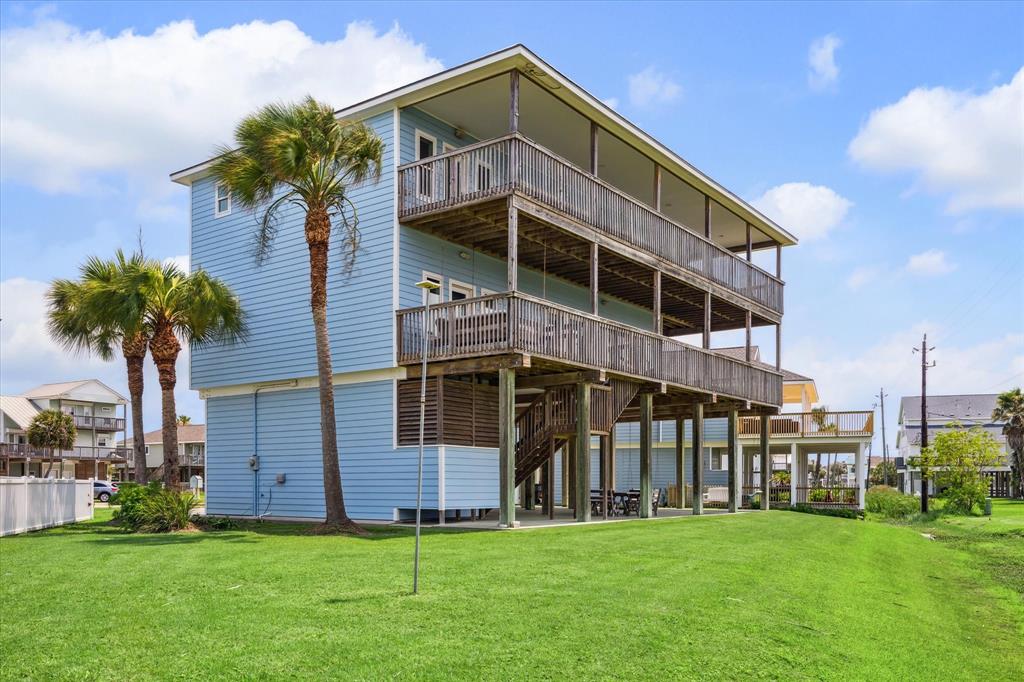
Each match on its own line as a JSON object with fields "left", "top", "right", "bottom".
{"left": 172, "top": 46, "right": 806, "bottom": 525}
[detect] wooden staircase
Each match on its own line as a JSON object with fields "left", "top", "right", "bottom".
{"left": 514, "top": 379, "right": 639, "bottom": 486}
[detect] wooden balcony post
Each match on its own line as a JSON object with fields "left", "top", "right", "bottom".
{"left": 575, "top": 382, "right": 591, "bottom": 522}
{"left": 775, "top": 242, "right": 782, "bottom": 278}
{"left": 653, "top": 164, "right": 662, "bottom": 211}
{"left": 704, "top": 195, "right": 711, "bottom": 239}
{"left": 760, "top": 414, "right": 770, "bottom": 511}
{"left": 498, "top": 367, "right": 517, "bottom": 528}
{"left": 639, "top": 392, "right": 654, "bottom": 518}
{"left": 509, "top": 70, "right": 519, "bottom": 134}
{"left": 702, "top": 292, "right": 712, "bottom": 349}
{"left": 727, "top": 408, "right": 739, "bottom": 513}
{"left": 609, "top": 423, "right": 617, "bottom": 489}
{"left": 507, "top": 199, "right": 518, "bottom": 291}
{"left": 789, "top": 443, "right": 798, "bottom": 506}
{"left": 674, "top": 415, "right": 685, "bottom": 508}
{"left": 561, "top": 438, "right": 570, "bottom": 508}
{"left": 745, "top": 223, "right": 752, "bottom": 262}
{"left": 522, "top": 471, "right": 535, "bottom": 510}
{"left": 600, "top": 434, "right": 609, "bottom": 520}
{"left": 590, "top": 242, "right": 599, "bottom": 315}
{"left": 691, "top": 403, "right": 704, "bottom": 515}
{"left": 547, "top": 439, "right": 556, "bottom": 519}
{"left": 566, "top": 435, "right": 576, "bottom": 511}
{"left": 856, "top": 442, "right": 866, "bottom": 510}
{"left": 745, "top": 311, "right": 752, "bottom": 362}
{"left": 652, "top": 271, "right": 662, "bottom": 334}
{"left": 590, "top": 121, "right": 599, "bottom": 175}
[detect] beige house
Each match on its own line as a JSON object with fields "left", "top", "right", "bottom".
{"left": 0, "top": 380, "right": 128, "bottom": 480}
{"left": 125, "top": 424, "right": 206, "bottom": 484}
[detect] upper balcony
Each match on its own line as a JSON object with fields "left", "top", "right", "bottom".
{"left": 738, "top": 411, "right": 874, "bottom": 439}
{"left": 0, "top": 443, "right": 130, "bottom": 461}
{"left": 398, "top": 134, "right": 783, "bottom": 320}
{"left": 69, "top": 415, "right": 126, "bottom": 431}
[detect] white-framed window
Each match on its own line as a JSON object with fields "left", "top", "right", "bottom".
{"left": 707, "top": 447, "right": 728, "bottom": 471}
{"left": 97, "top": 437, "right": 108, "bottom": 447}
{"left": 449, "top": 279, "right": 474, "bottom": 302}
{"left": 420, "top": 271, "right": 442, "bottom": 306}
{"left": 215, "top": 182, "right": 232, "bottom": 217}
{"left": 414, "top": 130, "right": 437, "bottom": 200}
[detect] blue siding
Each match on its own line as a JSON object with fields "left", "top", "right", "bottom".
{"left": 399, "top": 107, "right": 478, "bottom": 165}
{"left": 206, "top": 394, "right": 257, "bottom": 517}
{"left": 443, "top": 446, "right": 499, "bottom": 509}
{"left": 190, "top": 111, "right": 396, "bottom": 389}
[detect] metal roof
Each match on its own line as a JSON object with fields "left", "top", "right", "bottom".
{"left": 712, "top": 346, "right": 814, "bottom": 383}
{"left": 898, "top": 394, "right": 1001, "bottom": 425}
{"left": 0, "top": 396, "right": 41, "bottom": 431}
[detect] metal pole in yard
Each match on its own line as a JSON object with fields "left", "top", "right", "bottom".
{"left": 413, "top": 280, "right": 440, "bottom": 595}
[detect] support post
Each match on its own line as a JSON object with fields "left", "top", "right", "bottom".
{"left": 539, "top": 452, "right": 549, "bottom": 515}
{"left": 704, "top": 195, "right": 711, "bottom": 239}
{"left": 760, "top": 415, "right": 770, "bottom": 511}
{"left": 856, "top": 442, "right": 866, "bottom": 510}
{"left": 776, "top": 323, "right": 782, "bottom": 371}
{"left": 566, "top": 436, "right": 575, "bottom": 511}
{"left": 600, "top": 434, "right": 609, "bottom": 520}
{"left": 745, "top": 311, "right": 752, "bottom": 363}
{"left": 590, "top": 121, "right": 599, "bottom": 175}
{"left": 507, "top": 200, "right": 518, "bottom": 291}
{"left": 639, "top": 393, "right": 653, "bottom": 518}
{"left": 727, "top": 409, "right": 739, "bottom": 513}
{"left": 590, "top": 242, "right": 599, "bottom": 315}
{"left": 498, "top": 367, "right": 516, "bottom": 528}
{"left": 609, "top": 423, "right": 617, "bottom": 491}
{"left": 509, "top": 70, "right": 519, "bottom": 134}
{"left": 522, "top": 471, "right": 535, "bottom": 510}
{"left": 745, "top": 223, "right": 752, "bottom": 261}
{"left": 790, "top": 443, "right": 798, "bottom": 507}
{"left": 702, "top": 292, "right": 711, "bottom": 349}
{"left": 775, "top": 243, "right": 782, "bottom": 278}
{"left": 575, "top": 383, "right": 591, "bottom": 522}
{"left": 653, "top": 164, "right": 662, "bottom": 211}
{"left": 652, "top": 271, "right": 662, "bottom": 334}
{"left": 547, "top": 441, "right": 556, "bottom": 519}
{"left": 674, "top": 415, "right": 685, "bottom": 509}
{"left": 692, "top": 403, "right": 704, "bottom": 515}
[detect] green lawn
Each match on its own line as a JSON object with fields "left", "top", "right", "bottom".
{"left": 2, "top": 506, "right": 1022, "bottom": 680}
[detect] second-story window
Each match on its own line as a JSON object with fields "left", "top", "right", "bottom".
{"left": 215, "top": 182, "right": 232, "bottom": 217}
{"left": 421, "top": 271, "right": 442, "bottom": 306}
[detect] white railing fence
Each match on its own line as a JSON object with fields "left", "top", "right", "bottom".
{"left": 0, "top": 477, "right": 94, "bottom": 537}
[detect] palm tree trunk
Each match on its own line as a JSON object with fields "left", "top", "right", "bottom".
{"left": 306, "top": 208, "right": 358, "bottom": 531}
{"left": 122, "top": 334, "right": 148, "bottom": 484}
{"left": 150, "top": 325, "right": 181, "bottom": 490}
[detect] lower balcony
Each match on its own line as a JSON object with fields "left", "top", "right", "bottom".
{"left": 396, "top": 292, "right": 782, "bottom": 407}
{"left": 739, "top": 411, "right": 874, "bottom": 438}
{"left": 0, "top": 443, "right": 130, "bottom": 461}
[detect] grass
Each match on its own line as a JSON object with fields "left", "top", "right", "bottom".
{"left": 2, "top": 506, "right": 1023, "bottom": 680}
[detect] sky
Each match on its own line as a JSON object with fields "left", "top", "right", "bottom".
{"left": 1, "top": 1, "right": 1022, "bottom": 456}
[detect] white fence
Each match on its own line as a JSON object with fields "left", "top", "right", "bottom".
{"left": 0, "top": 477, "right": 94, "bottom": 537}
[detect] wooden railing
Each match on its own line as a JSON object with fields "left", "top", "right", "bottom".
{"left": 397, "top": 292, "right": 783, "bottom": 406}
{"left": 738, "top": 411, "right": 874, "bottom": 438}
{"left": 68, "top": 415, "right": 125, "bottom": 431}
{"left": 398, "top": 134, "right": 783, "bottom": 314}
{"left": 0, "top": 443, "right": 130, "bottom": 461}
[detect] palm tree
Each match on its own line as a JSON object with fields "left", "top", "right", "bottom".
{"left": 27, "top": 410, "right": 76, "bottom": 478}
{"left": 993, "top": 388, "right": 1024, "bottom": 498}
{"left": 48, "top": 251, "right": 151, "bottom": 483}
{"left": 176, "top": 415, "right": 192, "bottom": 426}
{"left": 211, "top": 96, "right": 383, "bottom": 532}
{"left": 123, "top": 261, "right": 246, "bottom": 489}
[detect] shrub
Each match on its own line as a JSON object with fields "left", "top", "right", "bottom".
{"left": 865, "top": 486, "right": 919, "bottom": 519}
{"left": 194, "top": 515, "right": 237, "bottom": 531}
{"left": 779, "top": 504, "right": 862, "bottom": 520}
{"left": 113, "top": 482, "right": 197, "bottom": 532}
{"left": 808, "top": 488, "right": 828, "bottom": 502}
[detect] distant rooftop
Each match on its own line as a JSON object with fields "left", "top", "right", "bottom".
{"left": 899, "top": 394, "right": 1000, "bottom": 424}
{"left": 713, "top": 346, "right": 814, "bottom": 383}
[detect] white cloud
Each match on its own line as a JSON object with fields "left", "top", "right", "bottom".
{"left": 0, "top": 18, "right": 442, "bottom": 194}
{"left": 751, "top": 182, "right": 853, "bottom": 241}
{"left": 846, "top": 266, "right": 878, "bottom": 291}
{"left": 905, "top": 249, "right": 956, "bottom": 276}
{"left": 848, "top": 68, "right": 1024, "bottom": 212}
{"left": 601, "top": 97, "right": 620, "bottom": 110}
{"left": 788, "top": 323, "right": 1024, "bottom": 411}
{"left": 808, "top": 34, "right": 842, "bottom": 91}
{"left": 628, "top": 66, "right": 682, "bottom": 108}
{"left": 0, "top": 277, "right": 200, "bottom": 432}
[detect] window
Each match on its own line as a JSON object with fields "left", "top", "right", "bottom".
{"left": 415, "top": 131, "right": 437, "bottom": 199}
{"left": 449, "top": 280, "right": 474, "bottom": 302}
{"left": 421, "top": 272, "right": 442, "bottom": 306}
{"left": 707, "top": 447, "right": 728, "bottom": 471}
{"left": 215, "top": 182, "right": 232, "bottom": 217}
{"left": 97, "top": 437, "right": 107, "bottom": 447}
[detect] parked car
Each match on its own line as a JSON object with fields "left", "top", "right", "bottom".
{"left": 93, "top": 481, "right": 118, "bottom": 502}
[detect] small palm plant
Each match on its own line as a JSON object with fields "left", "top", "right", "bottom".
{"left": 27, "top": 410, "right": 76, "bottom": 478}
{"left": 176, "top": 415, "right": 192, "bottom": 426}
{"left": 993, "top": 388, "right": 1024, "bottom": 498}
{"left": 211, "top": 96, "right": 383, "bottom": 533}
{"left": 48, "top": 251, "right": 150, "bottom": 483}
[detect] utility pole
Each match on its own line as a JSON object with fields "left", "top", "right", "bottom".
{"left": 878, "top": 389, "right": 889, "bottom": 487}
{"left": 913, "top": 335, "right": 935, "bottom": 513}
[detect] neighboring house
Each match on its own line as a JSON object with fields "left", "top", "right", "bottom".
{"left": 123, "top": 425, "right": 206, "bottom": 484}
{"left": 592, "top": 347, "right": 872, "bottom": 509}
{"left": 0, "top": 380, "right": 128, "bottom": 480}
{"left": 895, "top": 394, "right": 1012, "bottom": 498}
{"left": 173, "top": 46, "right": 803, "bottom": 525}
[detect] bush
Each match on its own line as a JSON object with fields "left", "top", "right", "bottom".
{"left": 113, "top": 482, "right": 198, "bottom": 532}
{"left": 194, "top": 515, "right": 237, "bottom": 531}
{"left": 808, "top": 488, "right": 828, "bottom": 503}
{"left": 865, "top": 486, "right": 919, "bottom": 519}
{"left": 779, "top": 504, "right": 862, "bottom": 520}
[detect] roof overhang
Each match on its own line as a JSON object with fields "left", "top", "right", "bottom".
{"left": 170, "top": 44, "right": 797, "bottom": 247}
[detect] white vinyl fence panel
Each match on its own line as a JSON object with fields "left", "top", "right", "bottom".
{"left": 0, "top": 477, "right": 94, "bottom": 537}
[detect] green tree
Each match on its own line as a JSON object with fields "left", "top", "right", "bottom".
{"left": 869, "top": 460, "right": 897, "bottom": 487}
{"left": 211, "top": 96, "right": 383, "bottom": 533}
{"left": 176, "top": 415, "right": 192, "bottom": 426}
{"left": 992, "top": 388, "right": 1023, "bottom": 498}
{"left": 27, "top": 410, "right": 76, "bottom": 478}
{"left": 47, "top": 251, "right": 150, "bottom": 483}
{"left": 931, "top": 422, "right": 1003, "bottom": 514}
{"left": 120, "top": 261, "right": 246, "bottom": 489}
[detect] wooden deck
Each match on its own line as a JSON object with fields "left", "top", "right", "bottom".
{"left": 398, "top": 133, "right": 783, "bottom": 318}
{"left": 396, "top": 292, "right": 783, "bottom": 407}
{"left": 738, "top": 411, "right": 874, "bottom": 438}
